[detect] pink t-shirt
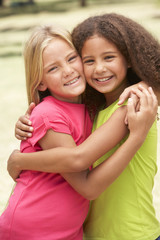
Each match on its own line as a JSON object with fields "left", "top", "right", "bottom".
{"left": 0, "top": 96, "right": 92, "bottom": 240}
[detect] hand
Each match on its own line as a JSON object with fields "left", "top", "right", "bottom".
{"left": 127, "top": 86, "right": 158, "bottom": 138}
{"left": 118, "top": 81, "right": 148, "bottom": 105}
{"left": 7, "top": 150, "right": 22, "bottom": 181}
{"left": 15, "top": 102, "right": 35, "bottom": 140}
{"left": 124, "top": 92, "right": 140, "bottom": 125}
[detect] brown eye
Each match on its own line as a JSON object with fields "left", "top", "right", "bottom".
{"left": 104, "top": 56, "right": 114, "bottom": 60}
{"left": 83, "top": 59, "right": 94, "bottom": 65}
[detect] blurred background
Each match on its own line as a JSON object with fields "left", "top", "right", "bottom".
{"left": 0, "top": 0, "right": 160, "bottom": 220}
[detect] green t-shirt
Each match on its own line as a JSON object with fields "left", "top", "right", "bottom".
{"left": 84, "top": 100, "right": 160, "bottom": 240}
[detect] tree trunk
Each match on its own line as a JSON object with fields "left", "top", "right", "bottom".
{"left": 80, "top": 0, "right": 86, "bottom": 7}
{"left": 0, "top": 0, "right": 4, "bottom": 7}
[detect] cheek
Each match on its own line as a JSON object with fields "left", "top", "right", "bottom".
{"left": 47, "top": 75, "right": 60, "bottom": 88}
{"left": 76, "top": 58, "right": 83, "bottom": 71}
{"left": 119, "top": 65, "right": 128, "bottom": 78}
{"left": 83, "top": 66, "right": 92, "bottom": 80}
{"left": 120, "top": 59, "right": 128, "bottom": 74}
{"left": 114, "top": 60, "right": 128, "bottom": 77}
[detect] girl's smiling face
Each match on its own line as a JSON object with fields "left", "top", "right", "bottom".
{"left": 39, "top": 38, "right": 86, "bottom": 103}
{"left": 82, "top": 35, "right": 129, "bottom": 104}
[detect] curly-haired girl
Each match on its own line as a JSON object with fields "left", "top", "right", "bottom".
{"left": 71, "top": 12, "right": 160, "bottom": 240}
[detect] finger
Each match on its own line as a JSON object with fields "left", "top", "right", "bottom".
{"left": 118, "top": 88, "right": 132, "bottom": 105}
{"left": 148, "top": 87, "right": 158, "bottom": 110}
{"left": 25, "top": 102, "right": 35, "bottom": 117}
{"left": 16, "top": 128, "right": 32, "bottom": 138}
{"left": 137, "top": 87, "right": 157, "bottom": 121}
{"left": 131, "top": 88, "right": 148, "bottom": 109}
{"left": 139, "top": 87, "right": 157, "bottom": 111}
{"left": 15, "top": 121, "right": 33, "bottom": 139}
{"left": 130, "top": 93, "right": 139, "bottom": 108}
{"left": 124, "top": 115, "right": 128, "bottom": 125}
{"left": 16, "top": 120, "right": 33, "bottom": 132}
{"left": 138, "top": 82, "right": 149, "bottom": 89}
{"left": 118, "top": 82, "right": 148, "bottom": 105}
{"left": 138, "top": 87, "right": 151, "bottom": 107}
{"left": 15, "top": 134, "right": 27, "bottom": 141}
{"left": 18, "top": 115, "right": 32, "bottom": 126}
{"left": 130, "top": 93, "right": 141, "bottom": 112}
{"left": 127, "top": 98, "right": 135, "bottom": 121}
{"left": 136, "top": 101, "right": 140, "bottom": 112}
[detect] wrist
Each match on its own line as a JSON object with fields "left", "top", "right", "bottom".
{"left": 129, "top": 132, "right": 145, "bottom": 148}
{"left": 14, "top": 152, "right": 24, "bottom": 171}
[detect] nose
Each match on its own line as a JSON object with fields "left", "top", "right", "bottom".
{"left": 63, "top": 63, "right": 74, "bottom": 78}
{"left": 95, "top": 62, "right": 107, "bottom": 74}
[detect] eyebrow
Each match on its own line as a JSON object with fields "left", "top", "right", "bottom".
{"left": 44, "top": 50, "right": 77, "bottom": 70}
{"left": 82, "top": 51, "right": 117, "bottom": 60}
{"left": 44, "top": 62, "right": 57, "bottom": 70}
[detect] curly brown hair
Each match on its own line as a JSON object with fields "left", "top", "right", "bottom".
{"left": 72, "top": 13, "right": 160, "bottom": 116}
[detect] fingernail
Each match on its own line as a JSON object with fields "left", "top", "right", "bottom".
{"left": 128, "top": 98, "right": 133, "bottom": 103}
{"left": 29, "top": 127, "right": 33, "bottom": 131}
{"left": 28, "top": 133, "right": 32, "bottom": 137}
{"left": 28, "top": 121, "right": 32, "bottom": 125}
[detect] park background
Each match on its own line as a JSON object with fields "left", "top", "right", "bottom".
{"left": 0, "top": 0, "right": 160, "bottom": 221}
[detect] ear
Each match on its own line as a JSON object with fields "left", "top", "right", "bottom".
{"left": 127, "top": 61, "right": 131, "bottom": 68}
{"left": 37, "top": 81, "right": 47, "bottom": 91}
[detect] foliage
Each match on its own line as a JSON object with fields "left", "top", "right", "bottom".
{"left": 0, "top": 0, "right": 147, "bottom": 18}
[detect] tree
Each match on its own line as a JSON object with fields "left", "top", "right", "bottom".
{"left": 28, "top": 0, "right": 34, "bottom": 4}
{"left": 0, "top": 0, "right": 4, "bottom": 7}
{"left": 80, "top": 0, "right": 87, "bottom": 7}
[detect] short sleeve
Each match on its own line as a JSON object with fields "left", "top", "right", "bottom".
{"left": 27, "top": 104, "right": 71, "bottom": 148}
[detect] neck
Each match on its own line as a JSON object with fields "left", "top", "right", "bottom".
{"left": 154, "top": 89, "right": 160, "bottom": 106}
{"left": 104, "top": 81, "right": 129, "bottom": 107}
{"left": 51, "top": 95, "right": 82, "bottom": 104}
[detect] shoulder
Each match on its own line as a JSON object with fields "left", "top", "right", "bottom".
{"left": 33, "top": 96, "right": 57, "bottom": 113}
{"left": 31, "top": 96, "right": 63, "bottom": 119}
{"left": 100, "top": 100, "right": 127, "bottom": 120}
{"left": 30, "top": 96, "right": 71, "bottom": 129}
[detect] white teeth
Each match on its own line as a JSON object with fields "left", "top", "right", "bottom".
{"left": 65, "top": 77, "right": 79, "bottom": 85}
{"left": 96, "top": 77, "right": 111, "bottom": 82}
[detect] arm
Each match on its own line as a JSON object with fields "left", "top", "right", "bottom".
{"left": 8, "top": 87, "right": 157, "bottom": 179}
{"left": 13, "top": 83, "right": 146, "bottom": 141}
{"left": 15, "top": 102, "right": 35, "bottom": 140}
{"left": 14, "top": 82, "right": 159, "bottom": 141}
{"left": 119, "top": 82, "right": 160, "bottom": 106}
{"left": 62, "top": 88, "right": 157, "bottom": 199}
{"left": 8, "top": 87, "right": 157, "bottom": 200}
{"left": 8, "top": 104, "right": 128, "bottom": 177}
{"left": 63, "top": 128, "right": 145, "bottom": 200}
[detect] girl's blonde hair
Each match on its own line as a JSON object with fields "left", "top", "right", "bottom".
{"left": 24, "top": 24, "right": 74, "bottom": 105}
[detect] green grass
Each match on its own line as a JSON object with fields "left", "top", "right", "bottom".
{"left": 0, "top": 0, "right": 160, "bottom": 221}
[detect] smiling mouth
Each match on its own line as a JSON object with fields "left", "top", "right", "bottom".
{"left": 65, "top": 77, "right": 79, "bottom": 86}
{"left": 95, "top": 76, "right": 112, "bottom": 82}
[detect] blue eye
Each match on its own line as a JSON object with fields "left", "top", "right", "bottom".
{"left": 48, "top": 66, "right": 57, "bottom": 72}
{"left": 68, "top": 55, "right": 77, "bottom": 62}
